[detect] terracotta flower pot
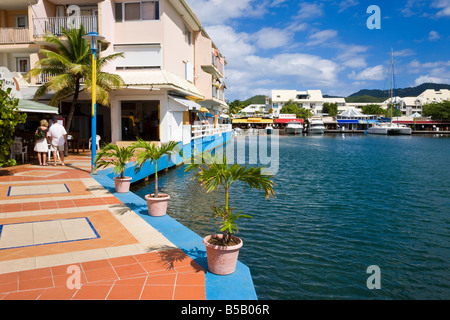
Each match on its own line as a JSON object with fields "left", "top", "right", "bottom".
{"left": 114, "top": 176, "right": 132, "bottom": 193}
{"left": 203, "top": 234, "right": 243, "bottom": 275}
{"left": 145, "top": 193, "right": 170, "bottom": 216}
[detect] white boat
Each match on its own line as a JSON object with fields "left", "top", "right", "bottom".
{"left": 232, "top": 127, "right": 242, "bottom": 136}
{"left": 265, "top": 125, "right": 274, "bottom": 134}
{"left": 367, "top": 49, "right": 411, "bottom": 136}
{"left": 308, "top": 116, "right": 325, "bottom": 134}
{"left": 286, "top": 121, "right": 303, "bottom": 134}
{"left": 367, "top": 122, "right": 412, "bottom": 135}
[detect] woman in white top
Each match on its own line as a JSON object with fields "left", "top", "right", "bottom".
{"left": 34, "top": 119, "right": 49, "bottom": 166}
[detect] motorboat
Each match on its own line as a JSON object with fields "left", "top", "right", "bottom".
{"left": 265, "top": 125, "right": 274, "bottom": 134}
{"left": 286, "top": 121, "right": 303, "bottom": 134}
{"left": 307, "top": 116, "right": 325, "bottom": 134}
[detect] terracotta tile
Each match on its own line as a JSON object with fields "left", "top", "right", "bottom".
{"left": 19, "top": 276, "right": 54, "bottom": 291}
{"left": 39, "top": 202, "right": 58, "bottom": 209}
{"left": 51, "top": 263, "right": 82, "bottom": 276}
{"left": 140, "top": 284, "right": 174, "bottom": 300}
{"left": 114, "top": 263, "right": 147, "bottom": 279}
{"left": 56, "top": 200, "right": 75, "bottom": 208}
{"left": 72, "top": 284, "right": 112, "bottom": 300}
{"left": 38, "top": 286, "right": 77, "bottom": 300}
{"left": 19, "top": 267, "right": 52, "bottom": 281}
{"left": 0, "top": 282, "right": 18, "bottom": 294}
{"left": 22, "top": 202, "right": 41, "bottom": 211}
{"left": 81, "top": 259, "right": 111, "bottom": 271}
{"left": 175, "top": 273, "right": 205, "bottom": 286}
{"left": 145, "top": 273, "right": 177, "bottom": 286}
{"left": 140, "top": 259, "right": 172, "bottom": 274}
{"left": 173, "top": 285, "right": 205, "bottom": 300}
{"left": 84, "top": 267, "right": 118, "bottom": 283}
{"left": 109, "top": 255, "right": 138, "bottom": 267}
{"left": 107, "top": 279, "right": 146, "bottom": 300}
{"left": 3, "top": 289, "right": 45, "bottom": 300}
{"left": 0, "top": 272, "right": 18, "bottom": 284}
{"left": 134, "top": 251, "right": 165, "bottom": 263}
{"left": 3, "top": 203, "right": 22, "bottom": 212}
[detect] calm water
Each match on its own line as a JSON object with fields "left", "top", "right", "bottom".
{"left": 131, "top": 133, "right": 450, "bottom": 299}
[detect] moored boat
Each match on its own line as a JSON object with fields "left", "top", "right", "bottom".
{"left": 307, "top": 116, "right": 325, "bottom": 134}
{"left": 286, "top": 121, "right": 303, "bottom": 134}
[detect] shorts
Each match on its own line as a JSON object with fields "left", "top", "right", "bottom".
{"left": 51, "top": 144, "right": 64, "bottom": 151}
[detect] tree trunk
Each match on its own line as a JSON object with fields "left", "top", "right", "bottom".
{"left": 64, "top": 79, "right": 81, "bottom": 156}
{"left": 154, "top": 161, "right": 159, "bottom": 197}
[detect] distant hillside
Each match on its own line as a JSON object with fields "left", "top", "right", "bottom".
{"left": 348, "top": 83, "right": 450, "bottom": 99}
{"left": 243, "top": 95, "right": 269, "bottom": 105}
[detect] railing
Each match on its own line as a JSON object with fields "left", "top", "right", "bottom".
{"left": 35, "top": 73, "right": 84, "bottom": 84}
{"left": 191, "top": 123, "right": 232, "bottom": 138}
{"left": 0, "top": 28, "right": 30, "bottom": 44}
{"left": 33, "top": 16, "right": 98, "bottom": 37}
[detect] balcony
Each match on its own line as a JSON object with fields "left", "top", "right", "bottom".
{"left": 33, "top": 16, "right": 98, "bottom": 38}
{"left": 0, "top": 28, "right": 31, "bottom": 44}
{"left": 201, "top": 53, "right": 224, "bottom": 79}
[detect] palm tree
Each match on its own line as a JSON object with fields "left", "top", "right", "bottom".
{"left": 27, "top": 25, "right": 124, "bottom": 140}
{"left": 185, "top": 152, "right": 275, "bottom": 246}
{"left": 131, "top": 138, "right": 182, "bottom": 197}
{"left": 94, "top": 143, "right": 134, "bottom": 179}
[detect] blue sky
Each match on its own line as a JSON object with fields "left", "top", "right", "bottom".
{"left": 187, "top": 0, "right": 450, "bottom": 100}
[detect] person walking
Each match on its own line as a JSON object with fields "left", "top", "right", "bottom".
{"left": 34, "top": 119, "right": 49, "bottom": 166}
{"left": 47, "top": 117, "right": 67, "bottom": 166}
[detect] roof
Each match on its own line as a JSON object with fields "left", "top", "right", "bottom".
{"left": 338, "top": 108, "right": 366, "bottom": 118}
{"left": 17, "top": 99, "right": 58, "bottom": 114}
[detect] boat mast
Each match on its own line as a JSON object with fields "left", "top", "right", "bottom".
{"left": 390, "top": 48, "right": 394, "bottom": 124}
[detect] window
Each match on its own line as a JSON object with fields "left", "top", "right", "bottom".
{"left": 16, "top": 58, "right": 30, "bottom": 73}
{"left": 114, "top": 44, "right": 161, "bottom": 69}
{"left": 115, "top": 1, "right": 160, "bottom": 22}
{"left": 15, "top": 15, "right": 28, "bottom": 28}
{"left": 184, "top": 24, "right": 191, "bottom": 45}
{"left": 184, "top": 61, "right": 193, "bottom": 82}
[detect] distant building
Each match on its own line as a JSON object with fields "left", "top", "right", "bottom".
{"left": 271, "top": 89, "right": 346, "bottom": 116}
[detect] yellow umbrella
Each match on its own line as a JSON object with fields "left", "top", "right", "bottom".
{"left": 199, "top": 107, "right": 209, "bottom": 113}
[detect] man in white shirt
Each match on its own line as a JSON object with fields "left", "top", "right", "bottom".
{"left": 47, "top": 117, "right": 67, "bottom": 166}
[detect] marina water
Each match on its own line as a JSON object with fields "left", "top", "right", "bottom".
{"left": 131, "top": 133, "right": 450, "bottom": 299}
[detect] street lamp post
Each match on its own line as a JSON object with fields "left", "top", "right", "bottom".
{"left": 82, "top": 31, "right": 104, "bottom": 174}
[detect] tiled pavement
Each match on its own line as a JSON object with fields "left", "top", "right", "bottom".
{"left": 0, "top": 154, "right": 205, "bottom": 300}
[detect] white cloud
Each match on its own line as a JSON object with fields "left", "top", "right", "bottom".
{"left": 188, "top": 0, "right": 257, "bottom": 24}
{"left": 415, "top": 74, "right": 449, "bottom": 85}
{"left": 306, "top": 29, "right": 338, "bottom": 46}
{"left": 254, "top": 27, "right": 291, "bottom": 49}
{"left": 338, "top": 0, "right": 359, "bottom": 13}
{"left": 206, "top": 25, "right": 255, "bottom": 62}
{"left": 296, "top": 2, "right": 324, "bottom": 20}
{"left": 431, "top": 0, "right": 450, "bottom": 17}
{"left": 428, "top": 30, "right": 440, "bottom": 41}
{"left": 348, "top": 65, "right": 386, "bottom": 81}
{"left": 394, "top": 49, "right": 415, "bottom": 57}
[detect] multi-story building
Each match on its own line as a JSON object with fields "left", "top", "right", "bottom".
{"left": 1, "top": 0, "right": 229, "bottom": 145}
{"left": 271, "top": 89, "right": 346, "bottom": 116}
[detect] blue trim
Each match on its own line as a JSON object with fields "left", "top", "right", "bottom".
{"left": 7, "top": 184, "right": 71, "bottom": 197}
{"left": 92, "top": 132, "right": 258, "bottom": 300}
{"left": 0, "top": 217, "right": 100, "bottom": 251}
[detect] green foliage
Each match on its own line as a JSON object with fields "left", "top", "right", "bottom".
{"left": 422, "top": 101, "right": 450, "bottom": 120}
{"left": 345, "top": 95, "right": 387, "bottom": 103}
{"left": 0, "top": 81, "right": 27, "bottom": 167}
{"left": 130, "top": 138, "right": 182, "bottom": 197}
{"left": 94, "top": 143, "right": 134, "bottom": 179}
{"left": 361, "top": 104, "right": 384, "bottom": 115}
{"left": 322, "top": 102, "right": 338, "bottom": 117}
{"left": 280, "top": 101, "right": 313, "bottom": 120}
{"left": 27, "top": 26, "right": 124, "bottom": 133}
{"left": 185, "top": 152, "right": 275, "bottom": 246}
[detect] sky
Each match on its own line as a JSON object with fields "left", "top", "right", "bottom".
{"left": 187, "top": 0, "right": 450, "bottom": 100}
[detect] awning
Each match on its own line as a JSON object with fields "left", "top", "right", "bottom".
{"left": 199, "top": 107, "right": 210, "bottom": 113}
{"left": 232, "top": 118, "right": 248, "bottom": 123}
{"left": 169, "top": 95, "right": 201, "bottom": 111}
{"left": 275, "top": 118, "right": 304, "bottom": 124}
{"left": 17, "top": 100, "right": 59, "bottom": 114}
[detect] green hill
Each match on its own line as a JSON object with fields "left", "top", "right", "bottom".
{"left": 348, "top": 83, "right": 450, "bottom": 99}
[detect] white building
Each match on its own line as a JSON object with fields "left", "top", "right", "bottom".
{"left": 271, "top": 89, "right": 346, "bottom": 116}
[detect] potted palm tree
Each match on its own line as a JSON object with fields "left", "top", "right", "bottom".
{"left": 94, "top": 143, "right": 134, "bottom": 193}
{"left": 185, "top": 152, "right": 275, "bottom": 275}
{"left": 131, "top": 138, "right": 182, "bottom": 216}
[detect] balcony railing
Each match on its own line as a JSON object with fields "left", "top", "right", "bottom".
{"left": 33, "top": 16, "right": 98, "bottom": 38}
{"left": 0, "top": 28, "right": 30, "bottom": 44}
{"left": 191, "top": 123, "right": 232, "bottom": 138}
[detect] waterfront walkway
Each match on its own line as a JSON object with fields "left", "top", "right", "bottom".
{"left": 0, "top": 153, "right": 205, "bottom": 300}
